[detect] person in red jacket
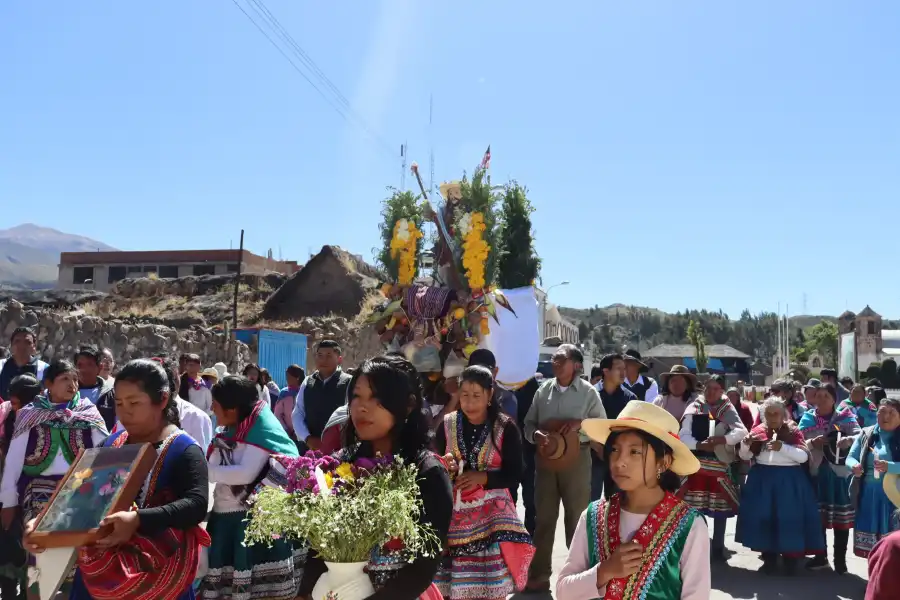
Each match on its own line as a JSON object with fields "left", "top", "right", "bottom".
{"left": 867, "top": 529, "right": 900, "bottom": 600}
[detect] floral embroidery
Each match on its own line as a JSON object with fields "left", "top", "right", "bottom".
{"left": 591, "top": 492, "right": 695, "bottom": 600}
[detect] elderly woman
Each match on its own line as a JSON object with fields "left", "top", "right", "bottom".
{"left": 678, "top": 374, "right": 747, "bottom": 561}
{"left": 652, "top": 365, "right": 698, "bottom": 422}
{"left": 798, "top": 383, "right": 861, "bottom": 573}
{"left": 846, "top": 397, "right": 900, "bottom": 558}
{"left": 736, "top": 398, "right": 825, "bottom": 575}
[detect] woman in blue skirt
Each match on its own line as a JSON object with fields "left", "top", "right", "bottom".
{"left": 846, "top": 397, "right": 900, "bottom": 558}
{"left": 798, "top": 383, "right": 861, "bottom": 574}
{"left": 736, "top": 398, "right": 825, "bottom": 575}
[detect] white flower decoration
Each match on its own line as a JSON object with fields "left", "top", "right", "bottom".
{"left": 457, "top": 213, "right": 472, "bottom": 236}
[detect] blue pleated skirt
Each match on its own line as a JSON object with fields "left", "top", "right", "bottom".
{"left": 736, "top": 464, "right": 825, "bottom": 555}
{"left": 814, "top": 463, "right": 855, "bottom": 530}
{"left": 854, "top": 477, "right": 898, "bottom": 558}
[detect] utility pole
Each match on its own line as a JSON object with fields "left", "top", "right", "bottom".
{"left": 232, "top": 230, "right": 244, "bottom": 331}
{"left": 429, "top": 95, "right": 435, "bottom": 194}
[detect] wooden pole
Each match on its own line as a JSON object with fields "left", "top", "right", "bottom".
{"left": 232, "top": 230, "right": 244, "bottom": 330}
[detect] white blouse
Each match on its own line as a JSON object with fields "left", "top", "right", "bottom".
{"left": 208, "top": 441, "right": 270, "bottom": 514}
{"left": 556, "top": 507, "right": 711, "bottom": 599}
{"left": 738, "top": 442, "right": 808, "bottom": 466}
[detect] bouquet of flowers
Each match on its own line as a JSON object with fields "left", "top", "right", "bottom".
{"left": 244, "top": 451, "right": 440, "bottom": 563}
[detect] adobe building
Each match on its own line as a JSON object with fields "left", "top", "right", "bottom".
{"left": 57, "top": 249, "right": 299, "bottom": 292}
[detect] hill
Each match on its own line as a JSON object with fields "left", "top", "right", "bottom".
{"left": 557, "top": 303, "right": 890, "bottom": 362}
{"left": 0, "top": 224, "right": 117, "bottom": 288}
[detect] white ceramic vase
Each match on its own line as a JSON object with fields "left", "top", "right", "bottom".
{"left": 311, "top": 560, "right": 376, "bottom": 600}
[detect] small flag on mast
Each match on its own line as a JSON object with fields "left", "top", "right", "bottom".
{"left": 480, "top": 145, "right": 491, "bottom": 170}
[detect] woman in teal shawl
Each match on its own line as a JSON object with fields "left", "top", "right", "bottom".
{"left": 201, "top": 376, "right": 301, "bottom": 600}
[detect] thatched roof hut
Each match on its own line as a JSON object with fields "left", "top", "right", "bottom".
{"left": 262, "top": 245, "right": 384, "bottom": 320}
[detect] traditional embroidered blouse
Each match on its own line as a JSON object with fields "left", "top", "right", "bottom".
{"left": 556, "top": 493, "right": 710, "bottom": 600}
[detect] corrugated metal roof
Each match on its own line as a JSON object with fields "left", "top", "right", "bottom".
{"left": 644, "top": 344, "right": 750, "bottom": 359}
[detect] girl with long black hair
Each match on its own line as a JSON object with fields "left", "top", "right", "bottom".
{"left": 433, "top": 365, "right": 532, "bottom": 599}
{"left": 557, "top": 401, "right": 710, "bottom": 599}
{"left": 299, "top": 354, "right": 452, "bottom": 600}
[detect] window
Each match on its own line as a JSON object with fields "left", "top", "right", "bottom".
{"left": 73, "top": 266, "right": 95, "bottom": 285}
{"left": 127, "top": 266, "right": 142, "bottom": 274}
{"left": 868, "top": 321, "right": 876, "bottom": 335}
{"left": 159, "top": 265, "right": 179, "bottom": 279}
{"left": 227, "top": 263, "right": 240, "bottom": 273}
{"left": 142, "top": 265, "right": 157, "bottom": 273}
{"left": 108, "top": 266, "right": 127, "bottom": 284}
{"left": 193, "top": 264, "right": 215, "bottom": 276}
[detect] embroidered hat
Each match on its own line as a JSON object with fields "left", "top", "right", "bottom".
{"left": 582, "top": 401, "right": 701, "bottom": 476}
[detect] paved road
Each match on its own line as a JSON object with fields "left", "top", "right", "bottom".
{"left": 510, "top": 501, "right": 869, "bottom": 600}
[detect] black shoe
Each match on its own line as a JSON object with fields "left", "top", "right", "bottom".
{"left": 783, "top": 557, "right": 799, "bottom": 576}
{"left": 806, "top": 555, "right": 830, "bottom": 570}
{"left": 834, "top": 558, "right": 848, "bottom": 575}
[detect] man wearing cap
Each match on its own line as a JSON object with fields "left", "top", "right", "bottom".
{"left": 621, "top": 349, "right": 658, "bottom": 401}
{"left": 468, "top": 348, "right": 517, "bottom": 418}
{"left": 821, "top": 368, "right": 850, "bottom": 402}
{"left": 523, "top": 344, "right": 606, "bottom": 592}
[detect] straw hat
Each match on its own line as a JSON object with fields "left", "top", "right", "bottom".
{"left": 659, "top": 364, "right": 698, "bottom": 388}
{"left": 535, "top": 420, "right": 583, "bottom": 472}
{"left": 200, "top": 367, "right": 220, "bottom": 381}
{"left": 884, "top": 474, "right": 900, "bottom": 509}
{"left": 582, "top": 401, "right": 701, "bottom": 476}
{"left": 439, "top": 181, "right": 462, "bottom": 202}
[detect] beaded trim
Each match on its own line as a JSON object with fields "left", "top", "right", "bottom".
{"left": 112, "top": 430, "right": 180, "bottom": 508}
{"left": 589, "top": 493, "right": 695, "bottom": 600}
{"left": 444, "top": 411, "right": 508, "bottom": 470}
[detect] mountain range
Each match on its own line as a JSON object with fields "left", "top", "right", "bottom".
{"left": 0, "top": 224, "right": 116, "bottom": 288}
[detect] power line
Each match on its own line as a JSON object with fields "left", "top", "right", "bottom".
{"left": 229, "top": 0, "right": 396, "bottom": 158}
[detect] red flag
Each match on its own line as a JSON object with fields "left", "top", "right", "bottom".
{"left": 480, "top": 145, "right": 491, "bottom": 170}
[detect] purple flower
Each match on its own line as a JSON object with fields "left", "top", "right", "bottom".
{"left": 354, "top": 457, "right": 377, "bottom": 473}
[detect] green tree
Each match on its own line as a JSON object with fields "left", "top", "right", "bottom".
{"left": 496, "top": 183, "right": 541, "bottom": 288}
{"left": 578, "top": 321, "right": 590, "bottom": 342}
{"left": 881, "top": 358, "right": 898, "bottom": 388}
{"left": 804, "top": 321, "right": 839, "bottom": 366}
{"left": 687, "top": 320, "right": 708, "bottom": 374}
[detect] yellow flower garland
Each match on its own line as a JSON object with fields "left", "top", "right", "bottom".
{"left": 462, "top": 212, "right": 489, "bottom": 289}
{"left": 390, "top": 219, "right": 423, "bottom": 285}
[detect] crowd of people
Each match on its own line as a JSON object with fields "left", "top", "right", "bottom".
{"left": 0, "top": 323, "right": 897, "bottom": 599}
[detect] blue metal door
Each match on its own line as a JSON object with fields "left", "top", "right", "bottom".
{"left": 257, "top": 330, "right": 308, "bottom": 388}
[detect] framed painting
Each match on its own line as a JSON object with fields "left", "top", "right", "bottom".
{"left": 25, "top": 443, "right": 157, "bottom": 548}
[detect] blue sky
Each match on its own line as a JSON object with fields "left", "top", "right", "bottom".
{"left": 2, "top": 2, "right": 899, "bottom": 318}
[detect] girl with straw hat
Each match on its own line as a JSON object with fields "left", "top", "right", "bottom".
{"left": 556, "top": 401, "right": 710, "bottom": 600}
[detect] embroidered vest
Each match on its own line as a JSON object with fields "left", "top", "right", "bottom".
{"left": 23, "top": 425, "right": 92, "bottom": 477}
{"left": 443, "top": 411, "right": 508, "bottom": 471}
{"left": 587, "top": 493, "right": 698, "bottom": 600}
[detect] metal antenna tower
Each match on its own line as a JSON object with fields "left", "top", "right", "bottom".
{"left": 400, "top": 142, "right": 407, "bottom": 189}
{"left": 802, "top": 292, "right": 807, "bottom": 314}
{"left": 429, "top": 94, "right": 435, "bottom": 193}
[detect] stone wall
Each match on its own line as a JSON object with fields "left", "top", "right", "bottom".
{"left": 0, "top": 300, "right": 250, "bottom": 371}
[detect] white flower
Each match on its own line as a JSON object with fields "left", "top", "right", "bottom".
{"left": 457, "top": 213, "right": 472, "bottom": 236}
{"left": 396, "top": 218, "right": 411, "bottom": 242}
